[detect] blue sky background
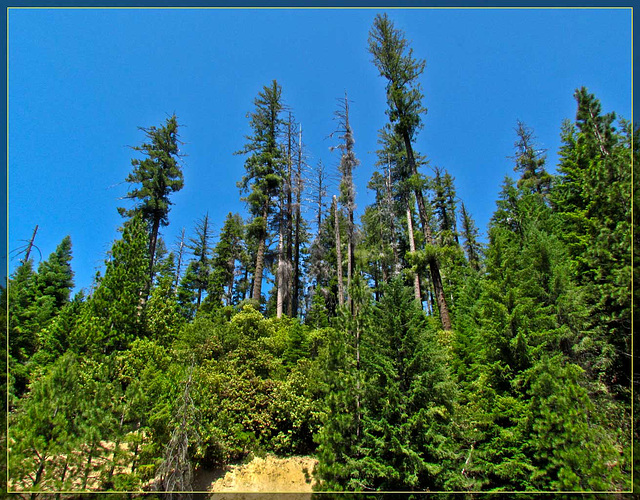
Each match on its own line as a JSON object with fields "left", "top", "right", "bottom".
{"left": 8, "top": 8, "right": 632, "bottom": 294}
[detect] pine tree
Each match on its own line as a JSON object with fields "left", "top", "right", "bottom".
{"left": 176, "top": 261, "right": 199, "bottom": 321}
{"left": 368, "top": 13, "right": 452, "bottom": 330}
{"left": 511, "top": 121, "right": 552, "bottom": 196}
{"left": 9, "top": 353, "right": 84, "bottom": 491}
{"left": 8, "top": 260, "right": 39, "bottom": 397}
{"left": 309, "top": 160, "right": 329, "bottom": 238}
{"left": 145, "top": 253, "right": 183, "bottom": 345}
{"left": 188, "top": 213, "right": 213, "bottom": 308}
{"left": 331, "top": 93, "right": 359, "bottom": 310}
{"left": 552, "top": 87, "right": 632, "bottom": 392}
{"left": 237, "top": 81, "right": 285, "bottom": 304}
{"left": 9, "top": 236, "right": 75, "bottom": 365}
{"left": 74, "top": 215, "right": 150, "bottom": 354}
{"left": 119, "top": 115, "right": 184, "bottom": 283}
{"left": 315, "top": 279, "right": 458, "bottom": 491}
{"left": 208, "top": 212, "right": 244, "bottom": 308}
{"left": 290, "top": 121, "right": 307, "bottom": 318}
{"left": 432, "top": 167, "right": 459, "bottom": 245}
{"left": 35, "top": 235, "right": 74, "bottom": 313}
{"left": 333, "top": 196, "right": 345, "bottom": 308}
{"left": 459, "top": 202, "right": 482, "bottom": 272}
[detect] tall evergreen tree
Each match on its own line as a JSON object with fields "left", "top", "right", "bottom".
{"left": 552, "top": 87, "right": 632, "bottom": 392}
{"left": 368, "top": 13, "right": 452, "bottom": 331}
{"left": 331, "top": 93, "right": 359, "bottom": 310}
{"left": 459, "top": 202, "right": 482, "bottom": 272}
{"left": 290, "top": 122, "right": 307, "bottom": 318}
{"left": 208, "top": 212, "right": 244, "bottom": 308}
{"left": 73, "top": 215, "right": 149, "bottom": 354}
{"left": 511, "top": 121, "right": 551, "bottom": 196}
{"left": 309, "top": 160, "right": 329, "bottom": 238}
{"left": 188, "top": 213, "right": 213, "bottom": 308}
{"left": 35, "top": 236, "right": 74, "bottom": 313}
{"left": 432, "top": 167, "right": 459, "bottom": 245}
{"left": 119, "top": 115, "right": 184, "bottom": 283}
{"left": 237, "top": 81, "right": 285, "bottom": 304}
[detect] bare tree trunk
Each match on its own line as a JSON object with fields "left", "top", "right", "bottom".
{"left": 406, "top": 205, "right": 422, "bottom": 304}
{"left": 285, "top": 113, "right": 295, "bottom": 317}
{"left": 174, "top": 228, "right": 186, "bottom": 296}
{"left": 23, "top": 224, "right": 38, "bottom": 264}
{"left": 402, "top": 135, "right": 452, "bottom": 330}
{"left": 292, "top": 125, "right": 303, "bottom": 317}
{"left": 334, "top": 196, "right": 344, "bottom": 308}
{"left": 314, "top": 161, "right": 326, "bottom": 238}
{"left": 276, "top": 212, "right": 285, "bottom": 319}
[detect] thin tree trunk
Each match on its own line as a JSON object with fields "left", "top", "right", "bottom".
{"left": 107, "top": 411, "right": 126, "bottom": 485}
{"left": 226, "top": 256, "right": 235, "bottom": 306}
{"left": 402, "top": 134, "right": 452, "bottom": 330}
{"left": 31, "top": 455, "right": 46, "bottom": 498}
{"left": 406, "top": 205, "right": 422, "bottom": 304}
{"left": 292, "top": 214, "right": 300, "bottom": 316}
{"left": 276, "top": 211, "right": 285, "bottom": 318}
{"left": 242, "top": 266, "right": 249, "bottom": 300}
{"left": 23, "top": 224, "right": 38, "bottom": 264}
{"left": 316, "top": 162, "right": 325, "bottom": 238}
{"left": 385, "top": 162, "right": 399, "bottom": 272}
{"left": 149, "top": 215, "right": 161, "bottom": 283}
{"left": 56, "top": 458, "right": 69, "bottom": 500}
{"left": 81, "top": 444, "right": 96, "bottom": 490}
{"left": 334, "top": 196, "right": 344, "bottom": 308}
{"left": 342, "top": 93, "right": 356, "bottom": 314}
{"left": 252, "top": 204, "right": 269, "bottom": 303}
{"left": 292, "top": 130, "right": 303, "bottom": 317}
{"left": 285, "top": 113, "right": 294, "bottom": 317}
{"left": 174, "top": 228, "right": 186, "bottom": 296}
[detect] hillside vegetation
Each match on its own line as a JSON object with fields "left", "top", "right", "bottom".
{"left": 5, "top": 13, "right": 635, "bottom": 496}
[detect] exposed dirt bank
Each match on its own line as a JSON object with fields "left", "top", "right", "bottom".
{"left": 195, "top": 454, "right": 317, "bottom": 496}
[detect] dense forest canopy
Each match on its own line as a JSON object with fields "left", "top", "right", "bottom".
{"left": 5, "top": 9, "right": 635, "bottom": 496}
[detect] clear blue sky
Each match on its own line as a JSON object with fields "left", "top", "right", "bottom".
{"left": 8, "top": 8, "right": 632, "bottom": 294}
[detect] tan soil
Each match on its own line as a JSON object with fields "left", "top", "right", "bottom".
{"left": 203, "top": 454, "right": 317, "bottom": 496}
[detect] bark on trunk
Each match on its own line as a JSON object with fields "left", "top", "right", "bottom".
{"left": 23, "top": 225, "right": 38, "bottom": 264}
{"left": 334, "top": 196, "right": 345, "bottom": 307}
{"left": 385, "top": 165, "right": 399, "bottom": 273}
{"left": 406, "top": 205, "right": 422, "bottom": 304}
{"left": 251, "top": 204, "right": 269, "bottom": 303}
{"left": 149, "top": 215, "right": 161, "bottom": 283}
{"left": 31, "top": 456, "right": 46, "bottom": 497}
{"left": 174, "top": 228, "right": 186, "bottom": 296}
{"left": 276, "top": 214, "right": 285, "bottom": 318}
{"left": 291, "top": 126, "right": 303, "bottom": 317}
{"left": 292, "top": 199, "right": 301, "bottom": 317}
{"left": 285, "top": 114, "right": 294, "bottom": 317}
{"left": 226, "top": 255, "right": 235, "bottom": 306}
{"left": 402, "top": 134, "right": 452, "bottom": 330}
